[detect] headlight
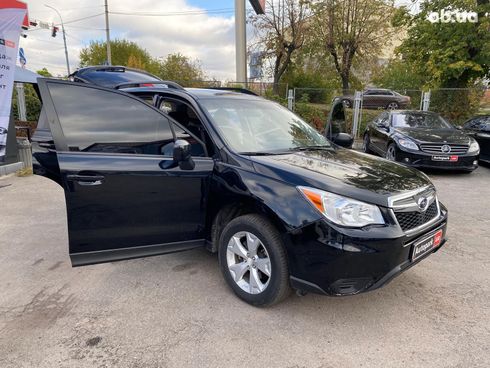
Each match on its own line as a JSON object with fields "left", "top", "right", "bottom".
{"left": 298, "top": 186, "right": 385, "bottom": 227}
{"left": 397, "top": 137, "right": 419, "bottom": 150}
{"left": 468, "top": 138, "right": 480, "bottom": 154}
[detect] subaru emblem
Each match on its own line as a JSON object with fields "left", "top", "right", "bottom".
{"left": 417, "top": 197, "right": 429, "bottom": 211}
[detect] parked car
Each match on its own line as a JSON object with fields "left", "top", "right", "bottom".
{"left": 461, "top": 115, "right": 490, "bottom": 163}
{"left": 33, "top": 78, "right": 448, "bottom": 306}
{"left": 363, "top": 110, "right": 480, "bottom": 171}
{"left": 337, "top": 89, "right": 411, "bottom": 110}
{"left": 69, "top": 65, "right": 162, "bottom": 88}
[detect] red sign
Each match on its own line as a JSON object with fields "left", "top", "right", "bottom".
{"left": 433, "top": 230, "right": 443, "bottom": 248}
{"left": 0, "top": 0, "right": 29, "bottom": 29}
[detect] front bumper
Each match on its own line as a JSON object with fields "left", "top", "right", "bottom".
{"left": 287, "top": 203, "right": 448, "bottom": 296}
{"left": 395, "top": 147, "right": 478, "bottom": 170}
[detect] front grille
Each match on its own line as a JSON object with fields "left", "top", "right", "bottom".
{"left": 420, "top": 143, "right": 468, "bottom": 155}
{"left": 395, "top": 201, "right": 438, "bottom": 232}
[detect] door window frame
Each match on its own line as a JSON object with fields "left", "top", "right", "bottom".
{"left": 38, "top": 79, "right": 208, "bottom": 159}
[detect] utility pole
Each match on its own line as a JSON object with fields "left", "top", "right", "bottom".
{"left": 45, "top": 4, "right": 70, "bottom": 75}
{"left": 104, "top": 0, "right": 112, "bottom": 65}
{"left": 235, "top": 0, "right": 247, "bottom": 85}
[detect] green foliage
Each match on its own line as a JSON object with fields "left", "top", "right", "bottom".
{"left": 78, "top": 40, "right": 205, "bottom": 86}
{"left": 396, "top": 0, "right": 490, "bottom": 88}
{"left": 372, "top": 59, "right": 427, "bottom": 90}
{"left": 79, "top": 39, "right": 160, "bottom": 75}
{"left": 430, "top": 89, "right": 484, "bottom": 124}
{"left": 11, "top": 68, "right": 53, "bottom": 123}
{"left": 156, "top": 53, "right": 205, "bottom": 86}
{"left": 294, "top": 94, "right": 328, "bottom": 131}
{"left": 36, "top": 68, "right": 52, "bottom": 77}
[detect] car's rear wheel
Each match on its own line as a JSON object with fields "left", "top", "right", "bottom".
{"left": 385, "top": 143, "right": 397, "bottom": 161}
{"left": 363, "top": 134, "right": 373, "bottom": 154}
{"left": 387, "top": 101, "right": 399, "bottom": 110}
{"left": 218, "top": 214, "right": 290, "bottom": 307}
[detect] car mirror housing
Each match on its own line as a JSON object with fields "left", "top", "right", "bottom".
{"left": 332, "top": 133, "right": 354, "bottom": 148}
{"left": 173, "top": 139, "right": 195, "bottom": 170}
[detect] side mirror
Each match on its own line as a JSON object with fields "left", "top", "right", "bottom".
{"left": 376, "top": 122, "right": 390, "bottom": 131}
{"left": 173, "top": 139, "right": 195, "bottom": 170}
{"left": 333, "top": 132, "right": 354, "bottom": 148}
{"left": 454, "top": 125, "right": 463, "bottom": 130}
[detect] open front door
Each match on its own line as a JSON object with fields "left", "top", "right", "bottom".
{"left": 38, "top": 79, "right": 214, "bottom": 266}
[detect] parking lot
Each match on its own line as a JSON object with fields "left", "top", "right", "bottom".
{"left": 1, "top": 166, "right": 489, "bottom": 368}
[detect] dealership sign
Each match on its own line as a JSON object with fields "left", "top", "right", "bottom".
{"left": 0, "top": 3, "right": 26, "bottom": 161}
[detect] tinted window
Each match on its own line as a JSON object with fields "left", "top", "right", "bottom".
{"left": 77, "top": 70, "right": 160, "bottom": 88}
{"left": 49, "top": 84, "right": 174, "bottom": 155}
{"left": 391, "top": 112, "right": 452, "bottom": 129}
{"left": 465, "top": 116, "right": 490, "bottom": 131}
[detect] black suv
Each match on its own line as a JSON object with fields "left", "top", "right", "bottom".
{"left": 33, "top": 77, "right": 448, "bottom": 306}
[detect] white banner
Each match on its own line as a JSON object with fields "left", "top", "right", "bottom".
{"left": 0, "top": 8, "right": 26, "bottom": 161}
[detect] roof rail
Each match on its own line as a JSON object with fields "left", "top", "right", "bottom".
{"left": 114, "top": 81, "right": 185, "bottom": 90}
{"left": 209, "top": 87, "right": 258, "bottom": 96}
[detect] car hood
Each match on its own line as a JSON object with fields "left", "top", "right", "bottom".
{"left": 394, "top": 127, "right": 470, "bottom": 144}
{"left": 250, "top": 148, "right": 432, "bottom": 207}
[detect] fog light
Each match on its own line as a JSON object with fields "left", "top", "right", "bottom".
{"left": 473, "top": 160, "right": 478, "bottom": 165}
{"left": 404, "top": 158, "right": 410, "bottom": 163}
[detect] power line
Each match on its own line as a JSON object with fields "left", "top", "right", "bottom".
{"left": 109, "top": 8, "right": 235, "bottom": 17}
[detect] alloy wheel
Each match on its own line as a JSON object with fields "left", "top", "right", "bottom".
{"left": 226, "top": 231, "right": 271, "bottom": 294}
{"left": 386, "top": 145, "right": 396, "bottom": 161}
{"left": 387, "top": 102, "right": 398, "bottom": 109}
{"left": 363, "top": 135, "right": 369, "bottom": 152}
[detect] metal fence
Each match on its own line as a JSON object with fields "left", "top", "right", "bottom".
{"left": 290, "top": 87, "right": 490, "bottom": 138}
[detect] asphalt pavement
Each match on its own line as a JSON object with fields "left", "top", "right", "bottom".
{"left": 1, "top": 166, "right": 489, "bottom": 368}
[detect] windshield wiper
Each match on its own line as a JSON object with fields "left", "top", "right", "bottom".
{"left": 288, "top": 145, "right": 332, "bottom": 152}
{"left": 238, "top": 151, "right": 287, "bottom": 156}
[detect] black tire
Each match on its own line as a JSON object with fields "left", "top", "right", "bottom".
{"left": 363, "top": 134, "right": 373, "bottom": 154}
{"left": 218, "top": 214, "right": 291, "bottom": 307}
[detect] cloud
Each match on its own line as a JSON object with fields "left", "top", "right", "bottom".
{"left": 21, "top": 0, "right": 240, "bottom": 80}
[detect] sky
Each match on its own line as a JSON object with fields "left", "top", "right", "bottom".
{"left": 20, "top": 0, "right": 412, "bottom": 80}
{"left": 20, "top": 0, "right": 251, "bottom": 80}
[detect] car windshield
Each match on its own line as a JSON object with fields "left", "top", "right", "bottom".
{"left": 391, "top": 112, "right": 452, "bottom": 129}
{"left": 200, "top": 98, "right": 331, "bottom": 154}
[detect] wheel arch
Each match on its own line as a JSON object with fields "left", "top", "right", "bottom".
{"left": 206, "top": 194, "right": 288, "bottom": 253}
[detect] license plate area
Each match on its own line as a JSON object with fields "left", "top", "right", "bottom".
{"left": 411, "top": 229, "right": 444, "bottom": 261}
{"left": 431, "top": 155, "right": 458, "bottom": 162}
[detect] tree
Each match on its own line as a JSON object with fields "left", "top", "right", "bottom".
{"left": 36, "top": 68, "right": 52, "bottom": 77}
{"left": 311, "top": 0, "right": 396, "bottom": 92}
{"left": 79, "top": 39, "right": 159, "bottom": 75}
{"left": 156, "top": 53, "right": 205, "bottom": 86}
{"left": 371, "top": 59, "right": 427, "bottom": 90}
{"left": 250, "top": 0, "right": 310, "bottom": 94}
{"left": 395, "top": 0, "right": 490, "bottom": 88}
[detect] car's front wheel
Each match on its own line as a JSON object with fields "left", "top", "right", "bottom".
{"left": 218, "top": 214, "right": 290, "bottom": 307}
{"left": 385, "top": 143, "right": 397, "bottom": 161}
{"left": 363, "top": 134, "right": 373, "bottom": 154}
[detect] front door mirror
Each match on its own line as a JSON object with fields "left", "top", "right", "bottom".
{"left": 332, "top": 132, "right": 354, "bottom": 148}
{"left": 173, "top": 139, "right": 195, "bottom": 170}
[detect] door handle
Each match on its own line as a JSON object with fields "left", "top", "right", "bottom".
{"left": 66, "top": 174, "right": 105, "bottom": 186}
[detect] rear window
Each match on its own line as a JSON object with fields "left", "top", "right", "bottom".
{"left": 76, "top": 70, "right": 160, "bottom": 88}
